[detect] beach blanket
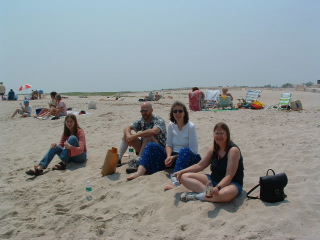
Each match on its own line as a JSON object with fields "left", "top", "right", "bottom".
{"left": 66, "top": 110, "right": 91, "bottom": 116}
{"left": 202, "top": 108, "right": 239, "bottom": 112}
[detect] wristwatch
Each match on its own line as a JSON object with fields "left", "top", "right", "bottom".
{"left": 217, "top": 185, "right": 222, "bottom": 191}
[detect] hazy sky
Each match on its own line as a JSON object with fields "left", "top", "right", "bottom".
{"left": 1, "top": 0, "right": 319, "bottom": 93}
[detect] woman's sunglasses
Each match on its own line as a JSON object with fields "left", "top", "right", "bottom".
{"left": 173, "top": 110, "right": 184, "bottom": 114}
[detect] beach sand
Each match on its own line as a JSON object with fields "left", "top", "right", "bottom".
{"left": 1, "top": 88, "right": 320, "bottom": 240}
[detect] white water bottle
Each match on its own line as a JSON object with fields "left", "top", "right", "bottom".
{"left": 128, "top": 147, "right": 135, "bottom": 160}
{"left": 85, "top": 180, "right": 93, "bottom": 201}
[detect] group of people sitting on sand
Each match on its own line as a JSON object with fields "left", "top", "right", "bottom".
{"left": 11, "top": 91, "right": 68, "bottom": 120}
{"left": 26, "top": 101, "right": 244, "bottom": 203}
{"left": 35, "top": 91, "right": 67, "bottom": 119}
{"left": 189, "top": 87, "right": 234, "bottom": 111}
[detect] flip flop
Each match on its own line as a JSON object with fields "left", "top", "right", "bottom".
{"left": 180, "top": 192, "right": 198, "bottom": 202}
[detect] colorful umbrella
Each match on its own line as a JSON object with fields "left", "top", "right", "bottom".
{"left": 19, "top": 84, "right": 32, "bottom": 91}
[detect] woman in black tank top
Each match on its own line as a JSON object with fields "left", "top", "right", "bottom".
{"left": 176, "top": 122, "right": 244, "bottom": 203}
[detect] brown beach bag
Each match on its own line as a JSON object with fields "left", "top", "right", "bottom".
{"left": 101, "top": 147, "right": 119, "bottom": 176}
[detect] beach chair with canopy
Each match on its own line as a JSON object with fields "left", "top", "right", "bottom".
{"left": 278, "top": 92, "right": 292, "bottom": 110}
{"left": 217, "top": 96, "right": 233, "bottom": 109}
{"left": 203, "top": 90, "right": 220, "bottom": 109}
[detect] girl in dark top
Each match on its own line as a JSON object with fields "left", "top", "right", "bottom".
{"left": 176, "top": 122, "right": 244, "bottom": 202}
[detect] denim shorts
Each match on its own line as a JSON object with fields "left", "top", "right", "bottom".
{"left": 206, "top": 174, "right": 243, "bottom": 196}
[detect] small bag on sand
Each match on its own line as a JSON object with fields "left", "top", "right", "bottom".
{"left": 247, "top": 169, "right": 288, "bottom": 203}
{"left": 88, "top": 101, "right": 97, "bottom": 109}
{"left": 290, "top": 100, "right": 303, "bottom": 111}
{"left": 101, "top": 147, "right": 119, "bottom": 176}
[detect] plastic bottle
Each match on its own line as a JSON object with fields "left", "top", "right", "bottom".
{"left": 170, "top": 174, "right": 180, "bottom": 186}
{"left": 128, "top": 147, "right": 135, "bottom": 160}
{"left": 205, "top": 182, "right": 213, "bottom": 197}
{"left": 85, "top": 180, "right": 93, "bottom": 201}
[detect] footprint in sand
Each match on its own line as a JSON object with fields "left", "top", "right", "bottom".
{"left": 54, "top": 204, "right": 69, "bottom": 215}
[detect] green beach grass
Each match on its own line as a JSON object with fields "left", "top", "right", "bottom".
{"left": 61, "top": 92, "right": 126, "bottom": 97}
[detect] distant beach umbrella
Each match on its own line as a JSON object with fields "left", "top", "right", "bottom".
{"left": 19, "top": 84, "right": 32, "bottom": 91}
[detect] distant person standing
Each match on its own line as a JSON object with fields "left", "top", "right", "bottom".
{"left": 8, "top": 89, "right": 16, "bottom": 101}
{"left": 0, "top": 82, "right": 5, "bottom": 100}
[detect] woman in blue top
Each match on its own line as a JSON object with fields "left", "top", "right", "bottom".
{"left": 176, "top": 122, "right": 244, "bottom": 203}
{"left": 127, "top": 101, "right": 201, "bottom": 181}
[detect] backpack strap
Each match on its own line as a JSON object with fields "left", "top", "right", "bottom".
{"left": 247, "top": 183, "right": 260, "bottom": 199}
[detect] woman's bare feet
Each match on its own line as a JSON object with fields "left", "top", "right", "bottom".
{"left": 164, "top": 182, "right": 176, "bottom": 191}
{"left": 127, "top": 165, "right": 146, "bottom": 181}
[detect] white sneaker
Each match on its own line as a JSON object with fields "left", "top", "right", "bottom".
{"left": 180, "top": 192, "right": 198, "bottom": 202}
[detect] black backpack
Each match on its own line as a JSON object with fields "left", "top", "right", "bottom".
{"left": 247, "top": 169, "right": 288, "bottom": 203}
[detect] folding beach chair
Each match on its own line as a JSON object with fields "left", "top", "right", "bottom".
{"left": 217, "top": 96, "right": 233, "bottom": 109}
{"left": 238, "top": 89, "right": 262, "bottom": 108}
{"left": 278, "top": 92, "right": 292, "bottom": 110}
{"left": 203, "top": 90, "right": 220, "bottom": 109}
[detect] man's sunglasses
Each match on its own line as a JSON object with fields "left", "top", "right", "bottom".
{"left": 140, "top": 109, "right": 148, "bottom": 113}
{"left": 173, "top": 110, "right": 183, "bottom": 114}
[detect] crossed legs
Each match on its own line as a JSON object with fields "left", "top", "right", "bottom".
{"left": 180, "top": 173, "right": 239, "bottom": 203}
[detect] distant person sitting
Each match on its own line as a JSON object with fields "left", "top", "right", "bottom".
{"left": 220, "top": 88, "right": 233, "bottom": 101}
{"left": 218, "top": 88, "right": 233, "bottom": 109}
{"left": 31, "top": 90, "right": 39, "bottom": 100}
{"left": 188, "top": 87, "right": 205, "bottom": 111}
{"left": 36, "top": 91, "right": 57, "bottom": 118}
{"left": 8, "top": 89, "right": 16, "bottom": 101}
{"left": 0, "top": 82, "right": 5, "bottom": 100}
{"left": 154, "top": 91, "right": 162, "bottom": 101}
{"left": 52, "top": 94, "right": 67, "bottom": 118}
{"left": 11, "top": 100, "right": 32, "bottom": 118}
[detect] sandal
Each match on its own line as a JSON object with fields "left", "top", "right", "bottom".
{"left": 26, "top": 167, "right": 43, "bottom": 176}
{"left": 180, "top": 192, "right": 198, "bottom": 202}
{"left": 52, "top": 162, "right": 66, "bottom": 170}
{"left": 125, "top": 159, "right": 140, "bottom": 174}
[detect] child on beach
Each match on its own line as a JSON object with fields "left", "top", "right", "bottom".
{"left": 11, "top": 100, "right": 32, "bottom": 118}
{"left": 26, "top": 114, "right": 87, "bottom": 176}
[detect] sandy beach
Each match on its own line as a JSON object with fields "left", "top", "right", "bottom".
{"left": 1, "top": 88, "right": 320, "bottom": 240}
